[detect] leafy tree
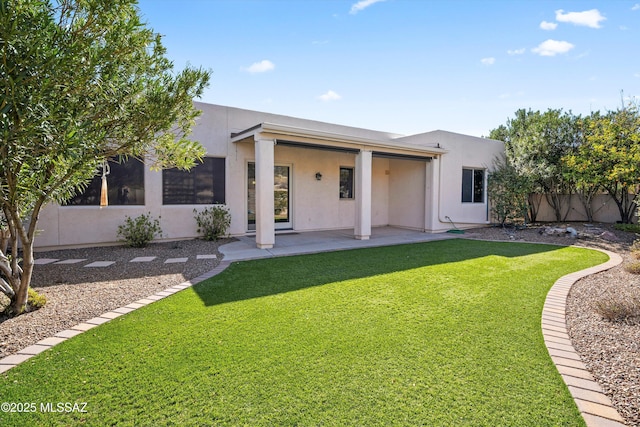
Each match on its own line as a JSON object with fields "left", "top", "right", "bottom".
{"left": 490, "top": 121, "right": 546, "bottom": 222}
{"left": 491, "top": 109, "right": 579, "bottom": 221}
{"left": 564, "top": 106, "right": 640, "bottom": 223}
{"left": 562, "top": 116, "right": 601, "bottom": 222}
{"left": 0, "top": 0, "right": 210, "bottom": 314}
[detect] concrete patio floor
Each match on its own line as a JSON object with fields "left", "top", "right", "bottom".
{"left": 219, "top": 226, "right": 460, "bottom": 261}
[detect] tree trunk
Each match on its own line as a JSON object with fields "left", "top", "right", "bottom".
{"left": 1, "top": 206, "right": 36, "bottom": 315}
{"left": 528, "top": 193, "right": 542, "bottom": 223}
{"left": 576, "top": 185, "right": 600, "bottom": 223}
{"left": 0, "top": 229, "right": 9, "bottom": 254}
{"left": 545, "top": 191, "right": 564, "bottom": 222}
{"left": 606, "top": 184, "right": 636, "bottom": 224}
{"left": 10, "top": 240, "right": 33, "bottom": 314}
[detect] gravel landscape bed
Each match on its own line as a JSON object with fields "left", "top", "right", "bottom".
{"left": 1, "top": 226, "right": 639, "bottom": 425}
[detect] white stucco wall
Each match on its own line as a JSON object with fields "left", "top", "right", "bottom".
{"left": 396, "top": 131, "right": 505, "bottom": 232}
{"left": 388, "top": 159, "right": 426, "bottom": 230}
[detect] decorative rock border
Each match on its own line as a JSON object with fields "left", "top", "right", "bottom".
{"left": 542, "top": 249, "right": 627, "bottom": 427}
{"left": 0, "top": 260, "right": 232, "bottom": 374}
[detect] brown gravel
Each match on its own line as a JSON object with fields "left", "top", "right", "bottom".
{"left": 1, "top": 226, "right": 639, "bottom": 425}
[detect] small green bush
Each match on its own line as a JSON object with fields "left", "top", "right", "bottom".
{"left": 0, "top": 288, "right": 47, "bottom": 316}
{"left": 193, "top": 206, "right": 231, "bottom": 241}
{"left": 117, "top": 212, "right": 162, "bottom": 247}
{"left": 613, "top": 223, "right": 640, "bottom": 233}
{"left": 27, "top": 288, "right": 47, "bottom": 310}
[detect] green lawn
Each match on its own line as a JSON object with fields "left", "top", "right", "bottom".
{"left": 0, "top": 240, "right": 608, "bottom": 426}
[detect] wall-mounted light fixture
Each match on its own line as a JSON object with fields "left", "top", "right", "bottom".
{"left": 315, "top": 172, "right": 322, "bottom": 181}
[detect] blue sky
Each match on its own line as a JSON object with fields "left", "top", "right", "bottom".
{"left": 136, "top": 0, "right": 639, "bottom": 137}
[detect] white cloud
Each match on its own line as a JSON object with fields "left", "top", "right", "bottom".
{"left": 318, "top": 90, "right": 342, "bottom": 102}
{"left": 632, "top": 4, "right": 640, "bottom": 11}
{"left": 350, "top": 0, "right": 386, "bottom": 14}
{"left": 555, "top": 9, "right": 606, "bottom": 28}
{"left": 242, "top": 60, "right": 275, "bottom": 73}
{"left": 540, "top": 21, "right": 558, "bottom": 30}
{"left": 635, "top": 72, "right": 640, "bottom": 78}
{"left": 507, "top": 48, "right": 526, "bottom": 55}
{"left": 481, "top": 57, "right": 495, "bottom": 65}
{"left": 532, "top": 39, "right": 575, "bottom": 56}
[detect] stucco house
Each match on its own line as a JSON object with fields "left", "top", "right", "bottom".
{"left": 34, "top": 102, "right": 505, "bottom": 250}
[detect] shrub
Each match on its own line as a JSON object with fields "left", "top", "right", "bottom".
{"left": 487, "top": 155, "right": 532, "bottom": 226}
{"left": 27, "top": 288, "right": 47, "bottom": 310}
{"left": 193, "top": 206, "right": 231, "bottom": 241}
{"left": 594, "top": 289, "right": 640, "bottom": 322}
{"left": 117, "top": 212, "right": 162, "bottom": 247}
{"left": 624, "top": 262, "right": 640, "bottom": 274}
{"left": 631, "top": 239, "right": 640, "bottom": 259}
{"left": 613, "top": 223, "right": 640, "bottom": 234}
{"left": 3, "top": 288, "right": 48, "bottom": 315}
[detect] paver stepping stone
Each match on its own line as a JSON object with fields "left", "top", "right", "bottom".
{"left": 130, "top": 256, "right": 156, "bottom": 262}
{"left": 54, "top": 259, "right": 87, "bottom": 264}
{"left": 196, "top": 254, "right": 217, "bottom": 260}
{"left": 165, "top": 257, "right": 188, "bottom": 264}
{"left": 84, "top": 261, "right": 115, "bottom": 267}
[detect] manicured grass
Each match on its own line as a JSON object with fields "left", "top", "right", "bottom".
{"left": 0, "top": 240, "right": 607, "bottom": 426}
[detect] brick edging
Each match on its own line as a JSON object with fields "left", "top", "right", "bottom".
{"left": 542, "top": 249, "right": 627, "bottom": 427}
{"left": 0, "top": 260, "right": 233, "bottom": 374}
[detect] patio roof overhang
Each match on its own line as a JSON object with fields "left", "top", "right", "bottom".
{"left": 230, "top": 122, "right": 448, "bottom": 160}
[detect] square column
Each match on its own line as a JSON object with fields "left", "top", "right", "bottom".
{"left": 254, "top": 138, "right": 275, "bottom": 249}
{"left": 424, "top": 157, "right": 439, "bottom": 232}
{"left": 355, "top": 150, "right": 372, "bottom": 240}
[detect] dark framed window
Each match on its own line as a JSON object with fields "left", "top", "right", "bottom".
{"left": 163, "top": 157, "right": 225, "bottom": 205}
{"left": 462, "top": 168, "right": 484, "bottom": 203}
{"left": 66, "top": 158, "right": 145, "bottom": 205}
{"left": 340, "top": 167, "right": 354, "bottom": 199}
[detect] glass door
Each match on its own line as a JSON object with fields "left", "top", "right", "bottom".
{"left": 247, "top": 163, "right": 291, "bottom": 231}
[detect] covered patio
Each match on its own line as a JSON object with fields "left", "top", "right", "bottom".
{"left": 230, "top": 122, "right": 446, "bottom": 250}
{"left": 219, "top": 226, "right": 461, "bottom": 261}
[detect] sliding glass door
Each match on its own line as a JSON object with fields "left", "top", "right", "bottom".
{"left": 247, "top": 163, "right": 291, "bottom": 231}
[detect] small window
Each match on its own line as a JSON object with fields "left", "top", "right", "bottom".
{"left": 462, "top": 168, "right": 484, "bottom": 203}
{"left": 163, "top": 157, "right": 225, "bottom": 205}
{"left": 339, "top": 167, "right": 354, "bottom": 199}
{"left": 66, "top": 157, "right": 145, "bottom": 205}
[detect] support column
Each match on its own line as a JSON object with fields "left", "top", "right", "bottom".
{"left": 255, "top": 138, "right": 275, "bottom": 249}
{"left": 424, "top": 157, "right": 439, "bottom": 232}
{"left": 355, "top": 150, "right": 372, "bottom": 240}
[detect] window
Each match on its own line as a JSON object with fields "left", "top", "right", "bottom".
{"left": 339, "top": 167, "right": 354, "bottom": 199}
{"left": 66, "top": 158, "right": 145, "bottom": 205}
{"left": 462, "top": 168, "right": 484, "bottom": 203}
{"left": 163, "top": 157, "right": 225, "bottom": 204}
